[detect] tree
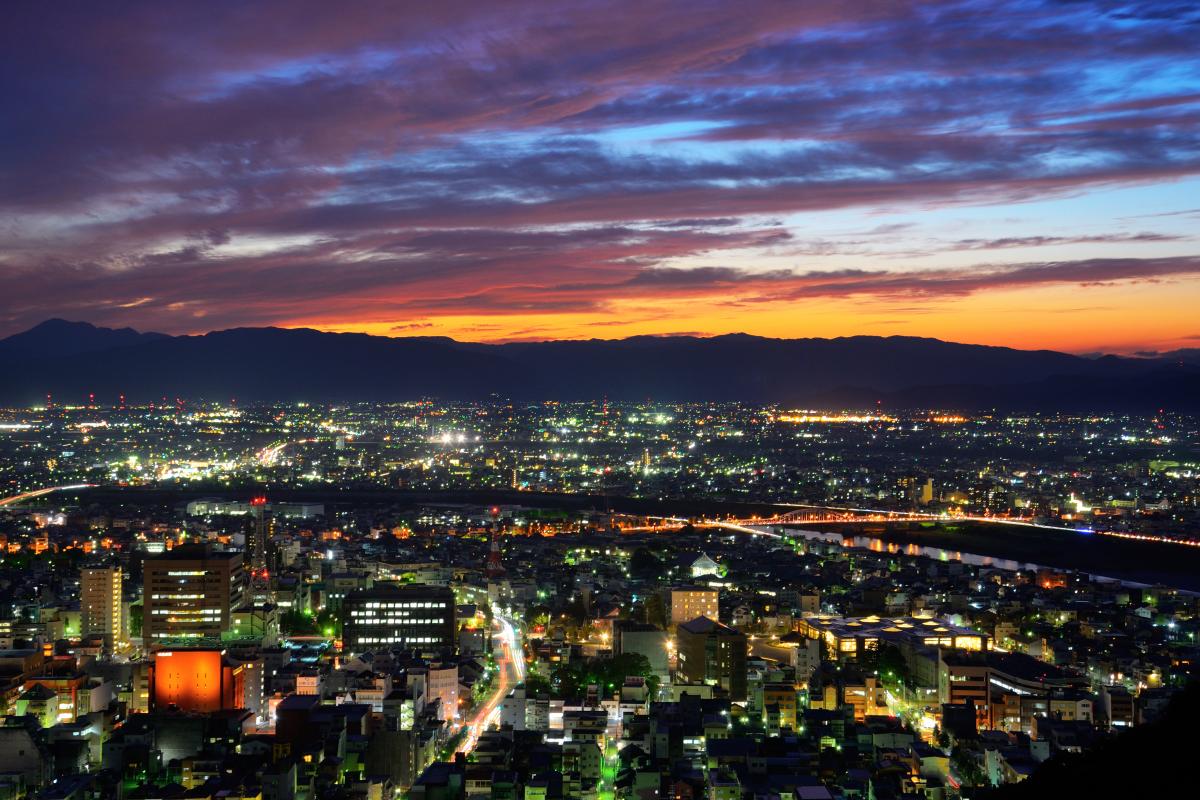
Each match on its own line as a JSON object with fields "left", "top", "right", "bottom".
{"left": 525, "top": 604, "right": 551, "bottom": 629}
{"left": 314, "top": 608, "right": 341, "bottom": 637}
{"left": 861, "top": 643, "right": 911, "bottom": 687}
{"left": 563, "top": 595, "right": 588, "bottom": 626}
{"left": 644, "top": 592, "right": 668, "bottom": 630}
{"left": 524, "top": 674, "right": 552, "bottom": 696}
{"left": 629, "top": 547, "right": 662, "bottom": 581}
{"left": 551, "top": 652, "right": 656, "bottom": 698}
{"left": 936, "top": 727, "right": 950, "bottom": 749}
{"left": 951, "top": 745, "right": 986, "bottom": 787}
{"left": 281, "top": 609, "right": 318, "bottom": 636}
{"left": 603, "top": 652, "right": 654, "bottom": 694}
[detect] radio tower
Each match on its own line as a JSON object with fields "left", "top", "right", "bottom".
{"left": 486, "top": 506, "right": 506, "bottom": 578}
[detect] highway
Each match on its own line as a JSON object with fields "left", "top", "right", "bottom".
{"left": 458, "top": 608, "right": 524, "bottom": 754}
{"left": 0, "top": 483, "right": 93, "bottom": 507}
{"left": 253, "top": 438, "right": 315, "bottom": 467}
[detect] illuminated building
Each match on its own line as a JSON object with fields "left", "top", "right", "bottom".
{"left": 410, "top": 662, "right": 460, "bottom": 721}
{"left": 342, "top": 584, "right": 456, "bottom": 654}
{"left": 675, "top": 616, "right": 747, "bottom": 701}
{"left": 762, "top": 682, "right": 799, "bottom": 730}
{"left": 245, "top": 496, "right": 274, "bottom": 573}
{"left": 230, "top": 655, "right": 265, "bottom": 721}
{"left": 940, "top": 651, "right": 1085, "bottom": 733}
{"left": 808, "top": 671, "right": 888, "bottom": 721}
{"left": 796, "top": 615, "right": 989, "bottom": 661}
{"left": 151, "top": 649, "right": 244, "bottom": 713}
{"left": 228, "top": 604, "right": 280, "bottom": 645}
{"left": 21, "top": 673, "right": 114, "bottom": 724}
{"left": 689, "top": 553, "right": 721, "bottom": 578}
{"left": 143, "top": 545, "right": 246, "bottom": 643}
{"left": 669, "top": 587, "right": 719, "bottom": 626}
{"left": 80, "top": 566, "right": 123, "bottom": 651}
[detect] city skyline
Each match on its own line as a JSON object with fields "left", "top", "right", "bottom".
{"left": 1, "top": 4, "right": 1198, "bottom": 794}
{"left": 3, "top": 1, "right": 1199, "bottom": 353}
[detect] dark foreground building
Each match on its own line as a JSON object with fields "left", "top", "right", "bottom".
{"left": 676, "top": 615, "right": 747, "bottom": 701}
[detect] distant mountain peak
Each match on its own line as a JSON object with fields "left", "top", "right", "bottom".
{"left": 0, "top": 318, "right": 167, "bottom": 362}
{"left": 27, "top": 317, "right": 101, "bottom": 332}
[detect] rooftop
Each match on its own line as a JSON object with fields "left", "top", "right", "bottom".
{"left": 800, "top": 615, "right": 985, "bottom": 641}
{"left": 678, "top": 616, "right": 742, "bottom": 636}
{"left": 346, "top": 583, "right": 455, "bottom": 601}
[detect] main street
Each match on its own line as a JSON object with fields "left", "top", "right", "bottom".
{"left": 458, "top": 608, "right": 524, "bottom": 754}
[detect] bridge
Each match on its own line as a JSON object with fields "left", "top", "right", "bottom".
{"left": 617, "top": 504, "right": 1200, "bottom": 550}
{"left": 0, "top": 484, "right": 94, "bottom": 507}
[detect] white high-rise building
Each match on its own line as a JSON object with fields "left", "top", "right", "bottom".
{"left": 81, "top": 566, "right": 123, "bottom": 650}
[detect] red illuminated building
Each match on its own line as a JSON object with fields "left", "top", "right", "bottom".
{"left": 151, "top": 649, "right": 244, "bottom": 713}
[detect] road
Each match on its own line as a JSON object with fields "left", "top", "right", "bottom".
{"left": 253, "top": 438, "right": 314, "bottom": 466}
{"left": 457, "top": 608, "right": 524, "bottom": 754}
{"left": 0, "top": 483, "right": 93, "bottom": 507}
{"left": 748, "top": 636, "right": 794, "bottom": 664}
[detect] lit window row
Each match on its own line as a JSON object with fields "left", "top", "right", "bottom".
{"left": 349, "top": 612, "right": 446, "bottom": 623}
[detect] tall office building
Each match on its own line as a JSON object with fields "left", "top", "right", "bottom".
{"left": 342, "top": 584, "right": 456, "bottom": 654}
{"left": 143, "top": 545, "right": 246, "bottom": 643}
{"left": 81, "top": 566, "right": 123, "bottom": 650}
{"left": 676, "top": 616, "right": 747, "bottom": 701}
{"left": 246, "top": 497, "right": 275, "bottom": 573}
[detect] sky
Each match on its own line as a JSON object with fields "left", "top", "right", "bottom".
{"left": 1, "top": 0, "right": 1199, "bottom": 354}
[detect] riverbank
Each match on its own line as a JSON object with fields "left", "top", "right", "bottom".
{"left": 780, "top": 519, "right": 1200, "bottom": 592}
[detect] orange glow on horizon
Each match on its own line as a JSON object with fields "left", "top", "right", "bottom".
{"left": 277, "top": 276, "right": 1200, "bottom": 355}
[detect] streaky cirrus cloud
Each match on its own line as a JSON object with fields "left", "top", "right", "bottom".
{"left": 1, "top": 0, "right": 1199, "bottom": 350}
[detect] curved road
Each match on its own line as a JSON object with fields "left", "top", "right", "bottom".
{"left": 458, "top": 608, "right": 524, "bottom": 754}
{"left": 0, "top": 483, "right": 93, "bottom": 507}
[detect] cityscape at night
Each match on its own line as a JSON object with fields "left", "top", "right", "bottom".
{"left": 2, "top": 1, "right": 1199, "bottom": 799}
{"left": 0, "top": 397, "right": 1197, "bottom": 798}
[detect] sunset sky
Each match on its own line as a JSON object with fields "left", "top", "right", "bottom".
{"left": 2, "top": 1, "right": 1198, "bottom": 353}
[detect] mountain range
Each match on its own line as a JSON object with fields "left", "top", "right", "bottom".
{"left": 0, "top": 319, "right": 1196, "bottom": 411}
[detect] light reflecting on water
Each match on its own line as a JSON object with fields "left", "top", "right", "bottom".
{"left": 776, "top": 526, "right": 1157, "bottom": 588}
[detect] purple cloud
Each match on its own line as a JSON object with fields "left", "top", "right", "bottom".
{"left": 0, "top": 0, "right": 1198, "bottom": 339}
